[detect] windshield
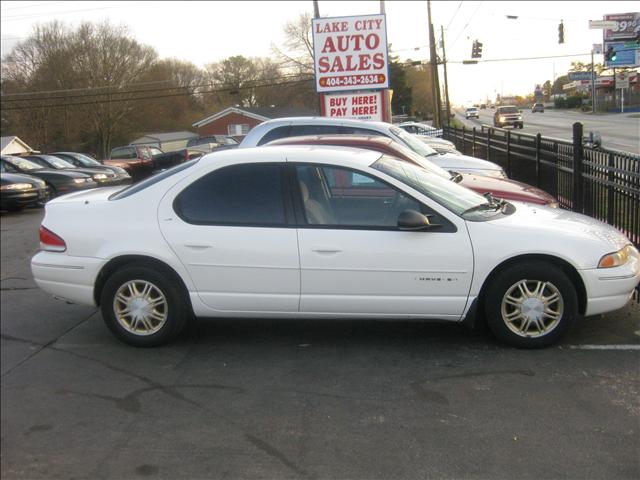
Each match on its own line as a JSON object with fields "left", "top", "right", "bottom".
{"left": 386, "top": 142, "right": 451, "bottom": 180}
{"left": 389, "top": 126, "right": 439, "bottom": 157}
{"left": 74, "top": 153, "right": 102, "bottom": 165}
{"left": 40, "top": 155, "right": 75, "bottom": 169}
{"left": 5, "top": 156, "right": 43, "bottom": 171}
{"left": 499, "top": 106, "right": 519, "bottom": 114}
{"left": 372, "top": 155, "right": 487, "bottom": 216}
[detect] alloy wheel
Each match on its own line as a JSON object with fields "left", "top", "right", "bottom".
{"left": 500, "top": 279, "right": 564, "bottom": 338}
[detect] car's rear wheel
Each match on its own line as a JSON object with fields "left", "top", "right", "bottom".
{"left": 100, "top": 264, "right": 189, "bottom": 347}
{"left": 484, "top": 261, "right": 578, "bottom": 348}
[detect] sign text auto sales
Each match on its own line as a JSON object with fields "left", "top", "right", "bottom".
{"left": 312, "top": 14, "right": 389, "bottom": 93}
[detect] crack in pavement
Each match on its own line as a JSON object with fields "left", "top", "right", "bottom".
{"left": 44, "top": 347, "right": 310, "bottom": 478}
{"left": 0, "top": 310, "right": 98, "bottom": 378}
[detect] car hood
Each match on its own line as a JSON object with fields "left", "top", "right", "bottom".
{"left": 460, "top": 174, "right": 556, "bottom": 205}
{"left": 429, "top": 153, "right": 502, "bottom": 172}
{"left": 25, "top": 168, "right": 90, "bottom": 179}
{"left": 103, "top": 160, "right": 136, "bottom": 169}
{"left": 469, "top": 202, "right": 633, "bottom": 268}
{"left": 1, "top": 172, "right": 45, "bottom": 186}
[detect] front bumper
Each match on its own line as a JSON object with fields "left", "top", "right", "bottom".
{"left": 581, "top": 256, "right": 640, "bottom": 316}
{"left": 1, "top": 186, "right": 50, "bottom": 208}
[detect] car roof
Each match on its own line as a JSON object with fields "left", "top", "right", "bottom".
{"left": 267, "top": 134, "right": 396, "bottom": 147}
{"left": 254, "top": 116, "right": 393, "bottom": 130}
{"left": 201, "top": 144, "right": 383, "bottom": 168}
{"left": 397, "top": 121, "right": 435, "bottom": 128}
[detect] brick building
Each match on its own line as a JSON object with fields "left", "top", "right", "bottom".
{"left": 192, "top": 106, "right": 318, "bottom": 140}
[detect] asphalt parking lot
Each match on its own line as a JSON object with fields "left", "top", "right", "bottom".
{"left": 1, "top": 208, "right": 639, "bottom": 480}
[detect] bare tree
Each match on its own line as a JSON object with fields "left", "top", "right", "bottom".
{"left": 69, "top": 22, "right": 157, "bottom": 157}
{"left": 271, "top": 12, "right": 315, "bottom": 74}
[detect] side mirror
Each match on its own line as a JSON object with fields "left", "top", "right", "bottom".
{"left": 398, "top": 209, "right": 432, "bottom": 231}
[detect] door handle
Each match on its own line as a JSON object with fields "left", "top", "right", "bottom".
{"left": 311, "top": 247, "right": 342, "bottom": 254}
{"left": 184, "top": 244, "right": 212, "bottom": 250}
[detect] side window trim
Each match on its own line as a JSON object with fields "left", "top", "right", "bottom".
{"left": 288, "top": 162, "right": 456, "bottom": 233}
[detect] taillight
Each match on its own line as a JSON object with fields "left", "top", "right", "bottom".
{"left": 184, "top": 150, "right": 189, "bottom": 161}
{"left": 39, "top": 225, "right": 66, "bottom": 252}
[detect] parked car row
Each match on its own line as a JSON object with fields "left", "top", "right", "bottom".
{"left": 2, "top": 135, "right": 240, "bottom": 212}
{"left": 30, "top": 116, "right": 639, "bottom": 351}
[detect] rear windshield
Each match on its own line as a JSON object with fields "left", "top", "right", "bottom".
{"left": 110, "top": 159, "right": 200, "bottom": 200}
{"left": 499, "top": 106, "right": 518, "bottom": 114}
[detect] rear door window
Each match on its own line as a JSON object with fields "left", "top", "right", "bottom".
{"left": 174, "top": 163, "right": 287, "bottom": 226}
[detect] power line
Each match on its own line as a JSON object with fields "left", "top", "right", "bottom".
{"left": 448, "top": 1, "right": 483, "bottom": 49}
{"left": 445, "top": 1, "right": 464, "bottom": 31}
{"left": 1, "top": 2, "right": 142, "bottom": 21}
{"left": 1, "top": 72, "right": 314, "bottom": 103}
{"left": 448, "top": 52, "right": 594, "bottom": 64}
{"left": 0, "top": 77, "right": 315, "bottom": 111}
{"left": 1, "top": 1, "right": 65, "bottom": 12}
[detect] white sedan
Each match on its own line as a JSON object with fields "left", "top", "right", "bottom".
{"left": 31, "top": 146, "right": 639, "bottom": 348}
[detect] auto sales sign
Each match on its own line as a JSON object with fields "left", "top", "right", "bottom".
{"left": 312, "top": 14, "right": 389, "bottom": 93}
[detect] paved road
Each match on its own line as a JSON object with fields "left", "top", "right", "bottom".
{"left": 2, "top": 209, "right": 639, "bottom": 479}
{"left": 455, "top": 108, "right": 640, "bottom": 154}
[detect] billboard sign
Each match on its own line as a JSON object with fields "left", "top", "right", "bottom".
{"left": 569, "top": 72, "right": 593, "bottom": 81}
{"left": 615, "top": 71, "right": 630, "bottom": 88}
{"left": 603, "top": 12, "right": 640, "bottom": 41}
{"left": 604, "top": 40, "right": 640, "bottom": 68}
{"left": 312, "top": 14, "right": 389, "bottom": 93}
{"left": 322, "top": 91, "right": 384, "bottom": 121}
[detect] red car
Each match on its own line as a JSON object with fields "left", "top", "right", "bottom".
{"left": 104, "top": 145, "right": 154, "bottom": 181}
{"left": 267, "top": 135, "right": 558, "bottom": 207}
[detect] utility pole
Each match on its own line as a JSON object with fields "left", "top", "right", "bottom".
{"left": 427, "top": 0, "right": 442, "bottom": 128}
{"left": 313, "top": 0, "right": 321, "bottom": 114}
{"left": 591, "top": 49, "right": 596, "bottom": 113}
{"left": 440, "top": 25, "right": 451, "bottom": 126}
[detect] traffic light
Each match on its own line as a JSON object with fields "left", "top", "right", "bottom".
{"left": 605, "top": 46, "right": 617, "bottom": 62}
{"left": 471, "top": 40, "right": 483, "bottom": 58}
{"left": 558, "top": 21, "right": 564, "bottom": 44}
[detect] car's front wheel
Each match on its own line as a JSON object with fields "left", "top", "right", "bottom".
{"left": 484, "top": 261, "right": 578, "bottom": 348}
{"left": 100, "top": 264, "right": 189, "bottom": 347}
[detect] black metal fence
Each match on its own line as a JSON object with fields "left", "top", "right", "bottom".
{"left": 443, "top": 123, "right": 640, "bottom": 300}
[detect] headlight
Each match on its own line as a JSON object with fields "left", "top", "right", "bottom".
{"left": 499, "top": 116, "right": 506, "bottom": 122}
{"left": 73, "top": 178, "right": 88, "bottom": 184}
{"left": 598, "top": 245, "right": 638, "bottom": 268}
{"left": 546, "top": 201, "right": 560, "bottom": 208}
{"left": 1, "top": 183, "right": 32, "bottom": 191}
{"left": 92, "top": 173, "right": 107, "bottom": 180}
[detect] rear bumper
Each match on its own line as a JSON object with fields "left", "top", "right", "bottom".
{"left": 31, "top": 251, "right": 104, "bottom": 306}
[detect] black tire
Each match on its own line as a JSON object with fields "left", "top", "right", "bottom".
{"left": 100, "top": 263, "right": 189, "bottom": 347}
{"left": 6, "top": 204, "right": 25, "bottom": 212}
{"left": 483, "top": 260, "right": 578, "bottom": 348}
